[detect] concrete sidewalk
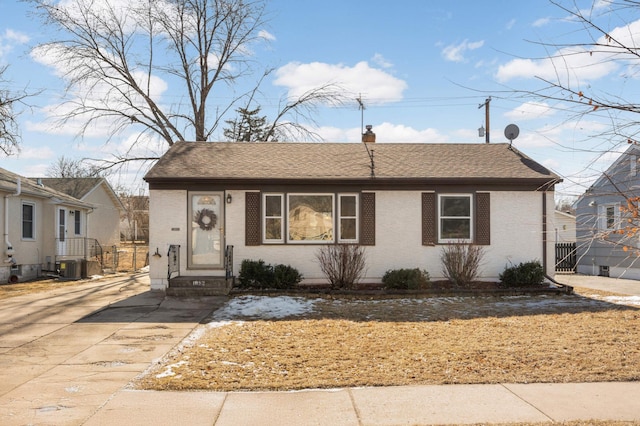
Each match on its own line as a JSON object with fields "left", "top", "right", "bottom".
{"left": 0, "top": 273, "right": 639, "bottom": 425}
{"left": 85, "top": 382, "right": 640, "bottom": 426}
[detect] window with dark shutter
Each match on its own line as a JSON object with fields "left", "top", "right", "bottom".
{"left": 245, "top": 192, "right": 261, "bottom": 246}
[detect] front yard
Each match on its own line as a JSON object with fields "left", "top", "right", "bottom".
{"left": 135, "top": 288, "right": 640, "bottom": 392}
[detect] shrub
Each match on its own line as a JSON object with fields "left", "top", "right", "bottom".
{"left": 382, "top": 268, "right": 430, "bottom": 290}
{"left": 237, "top": 259, "right": 303, "bottom": 290}
{"left": 273, "top": 264, "right": 304, "bottom": 289}
{"left": 316, "top": 244, "right": 367, "bottom": 290}
{"left": 440, "top": 242, "right": 485, "bottom": 287}
{"left": 499, "top": 260, "right": 545, "bottom": 287}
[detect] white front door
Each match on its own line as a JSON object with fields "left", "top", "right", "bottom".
{"left": 57, "top": 207, "right": 67, "bottom": 255}
{"left": 189, "top": 192, "right": 224, "bottom": 268}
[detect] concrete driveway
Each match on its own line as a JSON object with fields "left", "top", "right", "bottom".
{"left": 0, "top": 273, "right": 227, "bottom": 425}
{"left": 554, "top": 273, "right": 640, "bottom": 295}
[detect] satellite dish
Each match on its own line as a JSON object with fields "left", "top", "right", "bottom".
{"left": 504, "top": 124, "right": 520, "bottom": 141}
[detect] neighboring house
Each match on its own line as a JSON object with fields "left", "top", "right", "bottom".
{"left": 551, "top": 210, "right": 576, "bottom": 244}
{"left": 35, "top": 177, "right": 124, "bottom": 248}
{"left": 143, "top": 135, "right": 561, "bottom": 291}
{"left": 1, "top": 168, "right": 93, "bottom": 283}
{"left": 575, "top": 144, "right": 640, "bottom": 279}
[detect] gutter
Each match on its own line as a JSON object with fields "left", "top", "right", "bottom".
{"left": 4, "top": 178, "right": 21, "bottom": 264}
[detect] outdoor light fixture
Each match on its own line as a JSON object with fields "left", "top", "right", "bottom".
{"left": 478, "top": 125, "right": 485, "bottom": 138}
{"left": 226, "top": 194, "right": 232, "bottom": 204}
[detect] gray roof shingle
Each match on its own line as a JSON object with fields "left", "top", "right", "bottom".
{"left": 144, "top": 141, "right": 560, "bottom": 184}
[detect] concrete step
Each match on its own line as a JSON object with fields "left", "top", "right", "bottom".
{"left": 167, "top": 276, "right": 233, "bottom": 296}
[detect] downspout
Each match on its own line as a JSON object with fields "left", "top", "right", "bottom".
{"left": 542, "top": 189, "right": 573, "bottom": 294}
{"left": 4, "top": 178, "right": 21, "bottom": 264}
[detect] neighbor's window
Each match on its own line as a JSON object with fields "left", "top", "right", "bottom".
{"left": 438, "top": 194, "right": 472, "bottom": 242}
{"left": 22, "top": 202, "right": 35, "bottom": 240}
{"left": 288, "top": 194, "right": 334, "bottom": 243}
{"left": 600, "top": 204, "right": 620, "bottom": 231}
{"left": 263, "top": 194, "right": 284, "bottom": 243}
{"left": 338, "top": 194, "right": 358, "bottom": 242}
{"left": 74, "top": 210, "right": 81, "bottom": 235}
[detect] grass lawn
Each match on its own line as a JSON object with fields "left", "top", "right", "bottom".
{"left": 135, "top": 287, "right": 640, "bottom": 393}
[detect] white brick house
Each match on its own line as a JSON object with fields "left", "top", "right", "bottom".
{"left": 144, "top": 139, "right": 561, "bottom": 291}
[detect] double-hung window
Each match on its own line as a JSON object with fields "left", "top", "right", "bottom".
{"left": 263, "top": 194, "right": 284, "bottom": 243}
{"left": 438, "top": 194, "right": 472, "bottom": 242}
{"left": 599, "top": 203, "right": 620, "bottom": 231}
{"left": 22, "top": 202, "right": 35, "bottom": 240}
{"left": 338, "top": 194, "right": 358, "bottom": 242}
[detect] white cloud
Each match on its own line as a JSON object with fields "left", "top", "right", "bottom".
{"left": 15, "top": 145, "right": 55, "bottom": 160}
{"left": 505, "top": 102, "right": 554, "bottom": 121}
{"left": 274, "top": 61, "right": 407, "bottom": 104}
{"left": 532, "top": 17, "right": 551, "bottom": 27}
{"left": 497, "top": 18, "right": 640, "bottom": 83}
{"left": 441, "top": 39, "right": 484, "bottom": 63}
{"left": 371, "top": 53, "right": 393, "bottom": 69}
{"left": 258, "top": 30, "right": 276, "bottom": 41}
{"left": 0, "top": 29, "right": 29, "bottom": 59}
{"left": 306, "top": 123, "right": 448, "bottom": 144}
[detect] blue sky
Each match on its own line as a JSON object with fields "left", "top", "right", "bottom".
{"left": 1, "top": 0, "right": 638, "bottom": 199}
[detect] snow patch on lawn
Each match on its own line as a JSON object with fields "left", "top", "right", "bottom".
{"left": 603, "top": 295, "right": 640, "bottom": 306}
{"left": 210, "top": 295, "right": 320, "bottom": 320}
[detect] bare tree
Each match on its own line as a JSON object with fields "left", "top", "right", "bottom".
{"left": 28, "top": 0, "right": 345, "bottom": 168}
{"left": 46, "top": 156, "right": 106, "bottom": 178}
{"left": 0, "top": 65, "right": 30, "bottom": 156}
{"left": 515, "top": 1, "right": 640, "bottom": 141}
{"left": 521, "top": 1, "right": 640, "bottom": 269}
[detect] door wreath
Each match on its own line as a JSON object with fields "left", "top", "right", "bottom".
{"left": 194, "top": 208, "right": 217, "bottom": 231}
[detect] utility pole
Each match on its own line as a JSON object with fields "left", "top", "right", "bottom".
{"left": 478, "top": 97, "right": 491, "bottom": 143}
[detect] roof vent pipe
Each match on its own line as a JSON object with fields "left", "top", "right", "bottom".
{"left": 4, "top": 178, "right": 21, "bottom": 263}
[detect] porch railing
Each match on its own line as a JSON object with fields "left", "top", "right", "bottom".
{"left": 167, "top": 244, "right": 180, "bottom": 281}
{"left": 166, "top": 244, "right": 235, "bottom": 281}
{"left": 55, "top": 237, "right": 103, "bottom": 263}
{"left": 225, "top": 245, "right": 234, "bottom": 278}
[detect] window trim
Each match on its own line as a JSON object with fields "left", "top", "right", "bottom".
{"left": 338, "top": 193, "right": 359, "bottom": 243}
{"left": 287, "top": 193, "right": 335, "bottom": 244}
{"left": 22, "top": 202, "right": 35, "bottom": 240}
{"left": 262, "top": 193, "right": 284, "bottom": 244}
{"left": 437, "top": 193, "right": 473, "bottom": 243}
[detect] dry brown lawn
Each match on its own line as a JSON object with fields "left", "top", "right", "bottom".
{"left": 136, "top": 287, "right": 640, "bottom": 393}
{"left": 0, "top": 278, "right": 81, "bottom": 299}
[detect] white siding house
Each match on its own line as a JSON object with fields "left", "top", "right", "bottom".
{"left": 144, "top": 138, "right": 561, "bottom": 292}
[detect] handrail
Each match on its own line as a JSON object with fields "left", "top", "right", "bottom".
{"left": 167, "top": 244, "right": 180, "bottom": 281}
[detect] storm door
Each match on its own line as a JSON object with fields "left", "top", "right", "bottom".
{"left": 188, "top": 192, "right": 224, "bottom": 268}
{"left": 57, "top": 207, "right": 68, "bottom": 256}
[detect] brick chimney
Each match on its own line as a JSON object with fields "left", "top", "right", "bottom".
{"left": 362, "top": 124, "right": 376, "bottom": 143}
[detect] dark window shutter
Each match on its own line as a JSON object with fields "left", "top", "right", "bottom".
{"left": 422, "top": 192, "right": 436, "bottom": 245}
{"left": 360, "top": 192, "right": 375, "bottom": 245}
{"left": 245, "top": 192, "right": 261, "bottom": 246}
{"left": 475, "top": 192, "right": 491, "bottom": 245}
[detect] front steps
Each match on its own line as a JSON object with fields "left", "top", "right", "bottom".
{"left": 167, "top": 276, "right": 233, "bottom": 296}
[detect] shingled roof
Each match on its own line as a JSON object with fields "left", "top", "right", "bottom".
{"left": 0, "top": 168, "right": 91, "bottom": 208}
{"left": 144, "top": 141, "right": 561, "bottom": 187}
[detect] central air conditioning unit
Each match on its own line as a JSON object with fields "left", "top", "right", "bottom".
{"left": 58, "top": 260, "right": 82, "bottom": 280}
